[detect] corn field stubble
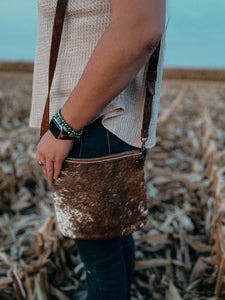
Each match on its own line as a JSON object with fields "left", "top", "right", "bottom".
{"left": 0, "top": 67, "right": 225, "bottom": 300}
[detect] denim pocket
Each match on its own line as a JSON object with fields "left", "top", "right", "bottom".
{"left": 106, "top": 129, "right": 140, "bottom": 155}
{"left": 67, "top": 117, "right": 144, "bottom": 159}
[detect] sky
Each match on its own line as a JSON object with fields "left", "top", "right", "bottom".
{"left": 0, "top": 0, "right": 224, "bottom": 68}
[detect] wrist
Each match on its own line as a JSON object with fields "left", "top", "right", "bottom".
{"left": 49, "top": 109, "right": 83, "bottom": 140}
{"left": 60, "top": 107, "right": 81, "bottom": 132}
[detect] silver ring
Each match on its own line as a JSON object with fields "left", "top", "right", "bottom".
{"left": 38, "top": 161, "right": 45, "bottom": 167}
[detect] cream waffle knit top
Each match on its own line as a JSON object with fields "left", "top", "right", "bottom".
{"left": 29, "top": 0, "right": 167, "bottom": 148}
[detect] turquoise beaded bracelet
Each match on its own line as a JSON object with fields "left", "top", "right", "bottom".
{"left": 53, "top": 109, "right": 83, "bottom": 139}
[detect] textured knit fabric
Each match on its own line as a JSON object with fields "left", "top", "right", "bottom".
{"left": 29, "top": 0, "right": 167, "bottom": 148}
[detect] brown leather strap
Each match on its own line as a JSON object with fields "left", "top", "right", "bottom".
{"left": 40, "top": 0, "right": 161, "bottom": 143}
{"left": 40, "top": 0, "right": 69, "bottom": 139}
{"left": 141, "top": 41, "right": 161, "bottom": 140}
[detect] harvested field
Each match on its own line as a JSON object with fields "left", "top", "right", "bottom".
{"left": 0, "top": 63, "right": 225, "bottom": 300}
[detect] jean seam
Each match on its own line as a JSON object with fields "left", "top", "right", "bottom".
{"left": 105, "top": 129, "right": 111, "bottom": 155}
{"left": 87, "top": 266, "right": 104, "bottom": 300}
{"left": 79, "top": 139, "right": 83, "bottom": 158}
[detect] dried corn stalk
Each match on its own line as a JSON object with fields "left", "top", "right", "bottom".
{"left": 0, "top": 66, "right": 225, "bottom": 299}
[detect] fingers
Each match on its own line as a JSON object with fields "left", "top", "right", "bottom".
{"left": 53, "top": 160, "right": 63, "bottom": 180}
{"left": 36, "top": 154, "right": 53, "bottom": 184}
{"left": 36, "top": 158, "right": 48, "bottom": 183}
{"left": 45, "top": 159, "right": 64, "bottom": 182}
{"left": 36, "top": 156, "right": 46, "bottom": 171}
{"left": 36, "top": 156, "right": 63, "bottom": 183}
{"left": 35, "top": 131, "right": 69, "bottom": 183}
{"left": 45, "top": 160, "right": 54, "bottom": 184}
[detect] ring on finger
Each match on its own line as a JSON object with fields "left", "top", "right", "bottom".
{"left": 38, "top": 161, "right": 45, "bottom": 167}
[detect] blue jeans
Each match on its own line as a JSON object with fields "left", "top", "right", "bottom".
{"left": 68, "top": 116, "right": 141, "bottom": 158}
{"left": 68, "top": 117, "right": 147, "bottom": 300}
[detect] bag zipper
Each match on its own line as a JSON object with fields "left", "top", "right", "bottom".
{"left": 65, "top": 149, "right": 143, "bottom": 164}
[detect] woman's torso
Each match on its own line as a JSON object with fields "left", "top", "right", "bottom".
{"left": 29, "top": 0, "right": 166, "bottom": 149}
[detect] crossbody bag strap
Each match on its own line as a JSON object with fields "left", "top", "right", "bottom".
{"left": 40, "top": 0, "right": 69, "bottom": 139}
{"left": 141, "top": 41, "right": 161, "bottom": 149}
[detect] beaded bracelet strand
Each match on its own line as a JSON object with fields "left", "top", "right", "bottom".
{"left": 53, "top": 109, "right": 83, "bottom": 139}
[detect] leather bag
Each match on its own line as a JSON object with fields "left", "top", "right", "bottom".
{"left": 40, "top": 0, "right": 161, "bottom": 239}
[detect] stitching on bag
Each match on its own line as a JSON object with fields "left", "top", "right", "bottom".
{"left": 65, "top": 151, "right": 142, "bottom": 163}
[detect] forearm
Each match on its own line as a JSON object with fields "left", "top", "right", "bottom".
{"left": 61, "top": 3, "right": 165, "bottom": 130}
